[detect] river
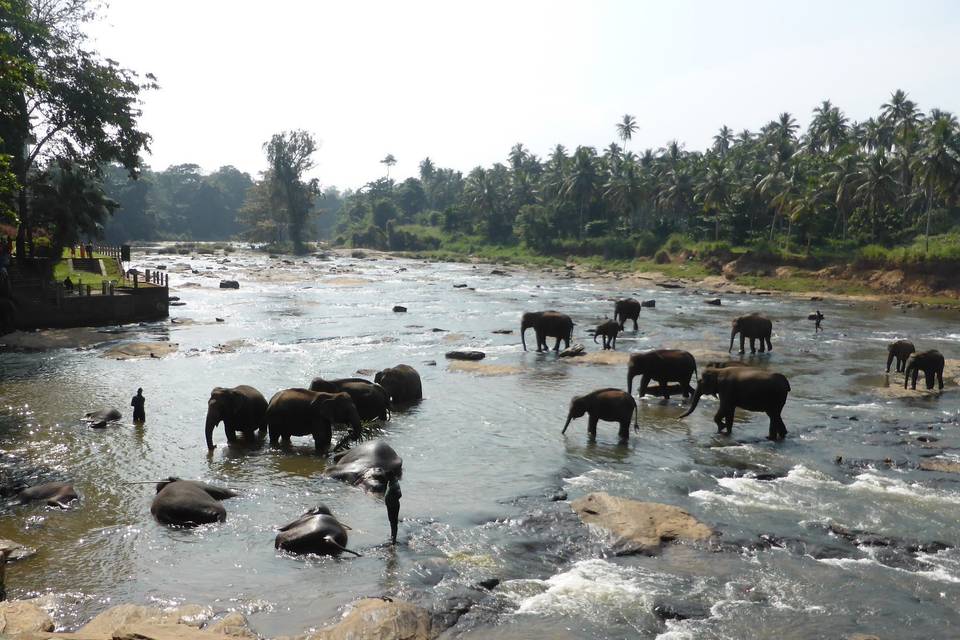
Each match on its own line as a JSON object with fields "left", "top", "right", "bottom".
{"left": 1, "top": 246, "right": 958, "bottom": 639}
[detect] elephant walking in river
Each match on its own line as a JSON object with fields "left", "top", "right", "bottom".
{"left": 680, "top": 366, "right": 791, "bottom": 441}
{"left": 562, "top": 388, "right": 637, "bottom": 440}
{"left": 729, "top": 313, "right": 773, "bottom": 354}
{"left": 904, "top": 350, "right": 945, "bottom": 390}
{"left": 887, "top": 340, "right": 915, "bottom": 373}
{"left": 521, "top": 311, "right": 573, "bottom": 353}
{"left": 267, "top": 389, "right": 361, "bottom": 455}
{"left": 205, "top": 385, "right": 268, "bottom": 449}
{"left": 627, "top": 349, "right": 698, "bottom": 400}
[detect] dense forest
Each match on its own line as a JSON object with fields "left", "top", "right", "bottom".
{"left": 98, "top": 91, "right": 960, "bottom": 264}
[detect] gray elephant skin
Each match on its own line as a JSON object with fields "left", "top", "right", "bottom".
{"left": 562, "top": 388, "right": 637, "bottom": 440}
{"left": 627, "top": 349, "right": 698, "bottom": 399}
{"left": 86, "top": 408, "right": 121, "bottom": 428}
{"left": 613, "top": 298, "right": 642, "bottom": 331}
{"left": 592, "top": 319, "right": 620, "bottom": 350}
{"left": 308, "top": 377, "right": 390, "bottom": 422}
{"left": 521, "top": 310, "right": 573, "bottom": 353}
{"left": 374, "top": 364, "right": 423, "bottom": 404}
{"left": 325, "top": 440, "right": 403, "bottom": 494}
{"left": 887, "top": 340, "right": 916, "bottom": 373}
{"left": 680, "top": 366, "right": 791, "bottom": 441}
{"left": 205, "top": 385, "right": 268, "bottom": 449}
{"left": 729, "top": 313, "right": 773, "bottom": 354}
{"left": 275, "top": 504, "right": 360, "bottom": 557}
{"left": 151, "top": 478, "right": 238, "bottom": 526}
{"left": 267, "top": 389, "right": 361, "bottom": 455}
{"left": 18, "top": 482, "right": 78, "bottom": 508}
{"left": 904, "top": 350, "right": 945, "bottom": 390}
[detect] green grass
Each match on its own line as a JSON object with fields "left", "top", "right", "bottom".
{"left": 735, "top": 274, "right": 875, "bottom": 296}
{"left": 52, "top": 250, "right": 132, "bottom": 287}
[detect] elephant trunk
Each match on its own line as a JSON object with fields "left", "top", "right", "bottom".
{"left": 728, "top": 327, "right": 737, "bottom": 353}
{"left": 678, "top": 387, "right": 702, "bottom": 419}
{"left": 593, "top": 332, "right": 599, "bottom": 344}
{"left": 561, "top": 411, "right": 573, "bottom": 434}
{"left": 204, "top": 405, "right": 220, "bottom": 449}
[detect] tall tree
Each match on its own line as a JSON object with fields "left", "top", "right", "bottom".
{"left": 264, "top": 130, "right": 319, "bottom": 253}
{"left": 616, "top": 114, "right": 638, "bottom": 151}
{"left": 381, "top": 153, "right": 397, "bottom": 178}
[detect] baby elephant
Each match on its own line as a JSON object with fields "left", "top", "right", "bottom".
{"left": 904, "top": 350, "right": 945, "bottom": 390}
{"left": 886, "top": 340, "right": 916, "bottom": 373}
{"left": 151, "top": 478, "right": 238, "bottom": 526}
{"left": 18, "top": 482, "right": 78, "bottom": 508}
{"left": 592, "top": 319, "right": 621, "bottom": 350}
{"left": 275, "top": 504, "right": 360, "bottom": 557}
{"left": 562, "top": 388, "right": 638, "bottom": 440}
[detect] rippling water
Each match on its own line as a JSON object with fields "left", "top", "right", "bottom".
{"left": 1, "top": 247, "right": 958, "bottom": 639}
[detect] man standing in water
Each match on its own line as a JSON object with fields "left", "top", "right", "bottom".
{"left": 131, "top": 388, "right": 146, "bottom": 423}
{"left": 385, "top": 477, "right": 401, "bottom": 544}
{"left": 812, "top": 310, "right": 824, "bottom": 333}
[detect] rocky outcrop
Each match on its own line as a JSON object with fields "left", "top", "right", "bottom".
{"left": 102, "top": 342, "right": 179, "bottom": 360}
{"left": 571, "top": 492, "right": 713, "bottom": 555}
{"left": 919, "top": 459, "right": 960, "bottom": 474}
{"left": 0, "top": 599, "right": 54, "bottom": 634}
{"left": 0, "top": 539, "right": 37, "bottom": 562}
{"left": 557, "top": 344, "right": 585, "bottom": 358}
{"left": 445, "top": 350, "right": 484, "bottom": 361}
{"left": 308, "top": 598, "right": 434, "bottom": 640}
{"left": 79, "top": 604, "right": 212, "bottom": 636}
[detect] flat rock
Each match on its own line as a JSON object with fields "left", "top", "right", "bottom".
{"left": 571, "top": 492, "right": 713, "bottom": 555}
{"left": 919, "top": 459, "right": 960, "bottom": 474}
{"left": 445, "top": 350, "right": 485, "bottom": 361}
{"left": 102, "top": 342, "right": 179, "bottom": 360}
{"left": 0, "top": 600, "right": 54, "bottom": 634}
{"left": 309, "top": 598, "right": 433, "bottom": 640}
{"left": 557, "top": 344, "right": 585, "bottom": 358}
{"left": 491, "top": 329, "right": 513, "bottom": 335}
{"left": 205, "top": 613, "right": 256, "bottom": 639}
{"left": 641, "top": 299, "right": 656, "bottom": 308}
{"left": 218, "top": 280, "right": 240, "bottom": 289}
{"left": 705, "top": 298, "right": 721, "bottom": 306}
{"left": 80, "top": 604, "right": 212, "bottom": 636}
{"left": 448, "top": 361, "right": 520, "bottom": 376}
{"left": 392, "top": 306, "right": 407, "bottom": 313}
{"left": 113, "top": 623, "right": 235, "bottom": 640}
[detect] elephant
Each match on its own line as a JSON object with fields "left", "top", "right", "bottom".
{"left": 521, "top": 311, "right": 573, "bottom": 353}
{"left": 267, "top": 389, "right": 361, "bottom": 455}
{"left": 561, "top": 388, "right": 637, "bottom": 440}
{"left": 85, "top": 408, "right": 121, "bottom": 429}
{"left": 626, "top": 349, "right": 698, "bottom": 399}
{"left": 205, "top": 385, "right": 268, "bottom": 450}
{"left": 18, "top": 482, "right": 78, "bottom": 508}
{"left": 592, "top": 319, "right": 621, "bottom": 350}
{"left": 679, "top": 366, "right": 791, "bottom": 441}
{"left": 150, "top": 478, "right": 238, "bottom": 526}
{"left": 0, "top": 298, "right": 15, "bottom": 336}
{"left": 275, "top": 505, "right": 361, "bottom": 557}
{"left": 308, "top": 377, "right": 390, "bottom": 422}
{"left": 729, "top": 313, "right": 773, "bottom": 354}
{"left": 904, "top": 350, "right": 945, "bottom": 390}
{"left": 374, "top": 364, "right": 423, "bottom": 404}
{"left": 325, "top": 440, "right": 403, "bottom": 495}
{"left": 613, "top": 298, "right": 642, "bottom": 331}
{"left": 886, "top": 340, "right": 916, "bottom": 373}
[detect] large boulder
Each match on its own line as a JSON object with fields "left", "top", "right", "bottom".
{"left": 0, "top": 539, "right": 37, "bottom": 562}
{"left": 309, "top": 598, "right": 433, "bottom": 640}
{"left": 571, "top": 492, "right": 713, "bottom": 555}
{"left": 0, "top": 599, "right": 54, "bottom": 634}
{"left": 919, "top": 459, "right": 960, "bottom": 474}
{"left": 79, "top": 604, "right": 211, "bottom": 636}
{"left": 205, "top": 612, "right": 256, "bottom": 639}
{"left": 445, "top": 350, "right": 485, "bottom": 361}
{"left": 110, "top": 623, "right": 235, "bottom": 640}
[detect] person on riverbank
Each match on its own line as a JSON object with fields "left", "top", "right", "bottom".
{"left": 385, "top": 477, "right": 401, "bottom": 544}
{"left": 131, "top": 388, "right": 146, "bottom": 423}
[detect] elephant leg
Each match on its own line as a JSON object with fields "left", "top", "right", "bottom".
{"left": 553, "top": 336, "right": 562, "bottom": 352}
{"left": 898, "top": 358, "right": 906, "bottom": 373}
{"left": 766, "top": 336, "right": 772, "bottom": 351}
{"left": 225, "top": 428, "right": 238, "bottom": 443}
{"left": 587, "top": 415, "right": 598, "bottom": 438}
{"left": 313, "top": 425, "right": 331, "bottom": 455}
{"left": 658, "top": 378, "right": 670, "bottom": 400}
{"left": 758, "top": 336, "right": 766, "bottom": 353}
{"left": 925, "top": 370, "right": 934, "bottom": 390}
{"left": 911, "top": 369, "right": 919, "bottom": 390}
{"left": 682, "top": 376, "right": 694, "bottom": 398}
{"left": 282, "top": 434, "right": 291, "bottom": 445}
{"left": 886, "top": 352, "right": 894, "bottom": 373}
{"left": 618, "top": 418, "right": 630, "bottom": 440}
{"left": 776, "top": 415, "right": 788, "bottom": 440}
{"left": 749, "top": 337, "right": 757, "bottom": 354}
{"left": 632, "top": 318, "right": 638, "bottom": 331}
{"left": 739, "top": 335, "right": 746, "bottom": 354}
{"left": 610, "top": 335, "right": 616, "bottom": 350}
{"left": 268, "top": 425, "right": 280, "bottom": 446}
{"left": 638, "top": 374, "right": 651, "bottom": 398}
{"left": 713, "top": 408, "right": 725, "bottom": 433}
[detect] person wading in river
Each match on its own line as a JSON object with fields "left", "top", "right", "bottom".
{"left": 385, "top": 477, "right": 401, "bottom": 544}
{"left": 810, "top": 310, "right": 824, "bottom": 333}
{"left": 131, "top": 388, "right": 146, "bottom": 423}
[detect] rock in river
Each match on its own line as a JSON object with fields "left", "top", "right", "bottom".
{"left": 219, "top": 280, "right": 240, "bottom": 289}
{"left": 309, "top": 598, "right": 434, "bottom": 640}
{"left": 445, "top": 350, "right": 485, "bottom": 361}
{"left": 571, "top": 492, "right": 713, "bottom": 555}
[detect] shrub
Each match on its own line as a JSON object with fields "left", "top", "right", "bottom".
{"left": 654, "top": 249, "right": 671, "bottom": 264}
{"left": 662, "top": 233, "right": 689, "bottom": 254}
{"left": 633, "top": 231, "right": 660, "bottom": 258}
{"left": 584, "top": 220, "right": 608, "bottom": 237}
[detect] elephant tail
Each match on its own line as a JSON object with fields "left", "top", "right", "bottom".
{"left": 633, "top": 400, "right": 639, "bottom": 431}
{"left": 325, "top": 536, "right": 362, "bottom": 557}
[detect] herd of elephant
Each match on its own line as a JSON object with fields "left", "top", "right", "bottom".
{"left": 524, "top": 298, "right": 947, "bottom": 443}
{"left": 9, "top": 299, "right": 948, "bottom": 561}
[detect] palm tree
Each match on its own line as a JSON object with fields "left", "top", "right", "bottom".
{"left": 855, "top": 150, "right": 899, "bottom": 242}
{"left": 823, "top": 153, "right": 859, "bottom": 241}
{"left": 712, "top": 125, "right": 733, "bottom": 156}
{"left": 616, "top": 114, "right": 638, "bottom": 151}
{"left": 381, "top": 154, "right": 397, "bottom": 178}
{"left": 910, "top": 112, "right": 960, "bottom": 250}
{"left": 563, "top": 146, "right": 599, "bottom": 238}
{"left": 695, "top": 162, "right": 731, "bottom": 240}
{"left": 419, "top": 157, "right": 435, "bottom": 184}
{"left": 508, "top": 143, "right": 528, "bottom": 171}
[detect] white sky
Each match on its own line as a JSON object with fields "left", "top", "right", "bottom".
{"left": 86, "top": 0, "right": 960, "bottom": 190}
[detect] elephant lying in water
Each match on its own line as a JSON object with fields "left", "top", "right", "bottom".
{"left": 151, "top": 478, "right": 238, "bottom": 526}
{"left": 325, "top": 440, "right": 403, "bottom": 495}
{"left": 85, "top": 408, "right": 121, "bottom": 429}
{"left": 205, "top": 385, "right": 268, "bottom": 449}
{"left": 18, "top": 482, "right": 78, "bottom": 508}
{"left": 275, "top": 504, "right": 360, "bottom": 557}
{"left": 680, "top": 366, "right": 791, "bottom": 441}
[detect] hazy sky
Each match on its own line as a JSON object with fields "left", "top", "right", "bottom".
{"left": 86, "top": 0, "right": 960, "bottom": 190}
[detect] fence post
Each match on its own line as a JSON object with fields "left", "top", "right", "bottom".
{"left": 101, "top": 281, "right": 107, "bottom": 295}
{"left": 133, "top": 273, "right": 138, "bottom": 289}
{"left": 86, "top": 284, "right": 91, "bottom": 296}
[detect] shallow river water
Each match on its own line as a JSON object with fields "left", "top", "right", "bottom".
{"left": 1, "top": 247, "right": 959, "bottom": 639}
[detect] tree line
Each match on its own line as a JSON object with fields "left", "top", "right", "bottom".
{"left": 334, "top": 93, "right": 960, "bottom": 259}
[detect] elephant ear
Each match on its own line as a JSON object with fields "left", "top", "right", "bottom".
{"left": 374, "top": 371, "right": 383, "bottom": 384}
